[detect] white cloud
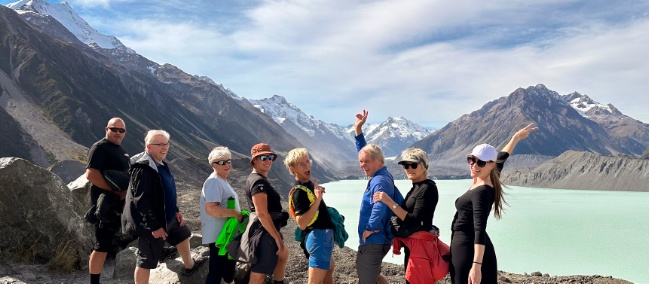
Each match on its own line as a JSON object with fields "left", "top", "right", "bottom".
{"left": 75, "top": 0, "right": 648, "bottom": 128}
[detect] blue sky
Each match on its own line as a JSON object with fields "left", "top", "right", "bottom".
{"left": 3, "top": 0, "right": 648, "bottom": 129}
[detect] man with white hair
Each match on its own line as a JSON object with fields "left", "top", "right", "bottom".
{"left": 122, "top": 130, "right": 202, "bottom": 283}
{"left": 352, "top": 110, "right": 403, "bottom": 284}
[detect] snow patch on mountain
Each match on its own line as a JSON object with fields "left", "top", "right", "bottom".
{"left": 562, "top": 92, "right": 617, "bottom": 118}
{"left": 7, "top": 0, "right": 134, "bottom": 53}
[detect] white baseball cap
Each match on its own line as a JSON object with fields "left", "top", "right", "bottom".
{"left": 470, "top": 144, "right": 497, "bottom": 162}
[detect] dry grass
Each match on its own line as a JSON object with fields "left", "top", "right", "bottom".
{"left": 46, "top": 240, "right": 80, "bottom": 272}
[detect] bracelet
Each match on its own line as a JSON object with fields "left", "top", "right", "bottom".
{"left": 473, "top": 261, "right": 482, "bottom": 265}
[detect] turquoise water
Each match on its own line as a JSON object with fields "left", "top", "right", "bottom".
{"left": 321, "top": 179, "right": 649, "bottom": 283}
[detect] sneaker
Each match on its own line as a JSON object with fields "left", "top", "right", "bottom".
{"left": 183, "top": 257, "right": 204, "bottom": 276}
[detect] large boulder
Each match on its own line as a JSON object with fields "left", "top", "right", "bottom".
{"left": 48, "top": 159, "right": 87, "bottom": 184}
{"left": 0, "top": 157, "right": 94, "bottom": 270}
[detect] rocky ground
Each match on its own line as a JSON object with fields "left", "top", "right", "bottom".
{"left": 0, "top": 161, "right": 636, "bottom": 284}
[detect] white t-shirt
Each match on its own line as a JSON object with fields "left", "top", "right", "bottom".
{"left": 200, "top": 172, "right": 241, "bottom": 244}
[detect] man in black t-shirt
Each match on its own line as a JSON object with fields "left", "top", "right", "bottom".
{"left": 284, "top": 148, "right": 335, "bottom": 284}
{"left": 85, "top": 117, "right": 130, "bottom": 284}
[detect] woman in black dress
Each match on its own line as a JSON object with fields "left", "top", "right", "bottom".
{"left": 450, "top": 124, "right": 537, "bottom": 284}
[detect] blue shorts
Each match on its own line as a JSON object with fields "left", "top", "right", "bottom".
{"left": 305, "top": 229, "right": 334, "bottom": 270}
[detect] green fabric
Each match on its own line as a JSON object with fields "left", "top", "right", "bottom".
{"left": 216, "top": 210, "right": 250, "bottom": 257}
{"left": 293, "top": 207, "right": 348, "bottom": 248}
{"left": 328, "top": 207, "right": 348, "bottom": 248}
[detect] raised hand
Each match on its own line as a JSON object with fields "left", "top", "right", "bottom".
{"left": 354, "top": 109, "right": 368, "bottom": 135}
{"left": 514, "top": 123, "right": 538, "bottom": 141}
{"left": 313, "top": 179, "right": 325, "bottom": 200}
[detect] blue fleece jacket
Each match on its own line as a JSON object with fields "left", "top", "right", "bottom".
{"left": 355, "top": 133, "right": 403, "bottom": 245}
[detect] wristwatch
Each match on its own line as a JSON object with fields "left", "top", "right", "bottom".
{"left": 391, "top": 204, "right": 398, "bottom": 210}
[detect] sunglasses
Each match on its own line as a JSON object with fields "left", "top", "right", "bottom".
{"left": 150, "top": 142, "right": 171, "bottom": 147}
{"left": 401, "top": 162, "right": 419, "bottom": 170}
{"left": 107, "top": 127, "right": 126, "bottom": 133}
{"left": 466, "top": 156, "right": 490, "bottom": 168}
{"left": 214, "top": 159, "right": 232, "bottom": 166}
{"left": 258, "top": 154, "right": 277, "bottom": 162}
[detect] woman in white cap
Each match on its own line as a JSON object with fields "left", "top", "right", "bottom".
{"left": 450, "top": 124, "right": 537, "bottom": 284}
{"left": 373, "top": 147, "right": 440, "bottom": 284}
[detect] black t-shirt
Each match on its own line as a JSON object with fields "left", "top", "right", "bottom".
{"left": 401, "top": 179, "right": 438, "bottom": 232}
{"left": 86, "top": 138, "right": 130, "bottom": 204}
{"left": 291, "top": 180, "right": 334, "bottom": 230}
{"left": 245, "top": 172, "right": 283, "bottom": 213}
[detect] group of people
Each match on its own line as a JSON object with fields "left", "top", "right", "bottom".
{"left": 84, "top": 111, "right": 537, "bottom": 284}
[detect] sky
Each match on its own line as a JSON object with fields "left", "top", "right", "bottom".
{"left": 2, "top": 0, "right": 648, "bottom": 129}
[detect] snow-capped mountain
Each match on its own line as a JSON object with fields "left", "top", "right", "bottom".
{"left": 249, "top": 95, "right": 357, "bottom": 165}
{"left": 250, "top": 95, "right": 434, "bottom": 160}
{"left": 348, "top": 116, "right": 434, "bottom": 156}
{"left": 561, "top": 91, "right": 647, "bottom": 145}
{"left": 7, "top": 0, "right": 134, "bottom": 53}
{"left": 250, "top": 95, "right": 353, "bottom": 142}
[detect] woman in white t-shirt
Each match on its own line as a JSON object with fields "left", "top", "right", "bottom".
{"left": 200, "top": 146, "right": 243, "bottom": 284}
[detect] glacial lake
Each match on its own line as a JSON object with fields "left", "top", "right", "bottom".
{"left": 321, "top": 179, "right": 649, "bottom": 284}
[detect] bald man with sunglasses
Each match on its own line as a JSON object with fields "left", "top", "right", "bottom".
{"left": 85, "top": 117, "right": 130, "bottom": 284}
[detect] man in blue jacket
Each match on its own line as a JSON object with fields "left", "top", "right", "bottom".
{"left": 353, "top": 110, "right": 403, "bottom": 284}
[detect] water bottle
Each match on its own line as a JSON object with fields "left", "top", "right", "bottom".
{"left": 227, "top": 197, "right": 236, "bottom": 209}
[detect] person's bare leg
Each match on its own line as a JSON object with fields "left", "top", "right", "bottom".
{"left": 89, "top": 251, "right": 107, "bottom": 274}
{"left": 323, "top": 259, "right": 335, "bottom": 284}
{"left": 308, "top": 267, "right": 329, "bottom": 284}
{"left": 272, "top": 244, "right": 289, "bottom": 281}
{"left": 175, "top": 237, "right": 194, "bottom": 269}
{"left": 134, "top": 267, "right": 150, "bottom": 284}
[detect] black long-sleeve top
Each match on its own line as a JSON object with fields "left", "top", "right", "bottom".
{"left": 450, "top": 151, "right": 510, "bottom": 244}
{"left": 400, "top": 179, "right": 439, "bottom": 232}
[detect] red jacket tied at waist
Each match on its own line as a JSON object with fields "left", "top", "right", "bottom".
{"left": 393, "top": 231, "right": 450, "bottom": 283}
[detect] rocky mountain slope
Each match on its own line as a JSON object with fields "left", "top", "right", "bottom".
{"left": 250, "top": 95, "right": 357, "bottom": 168}
{"left": 0, "top": 2, "right": 338, "bottom": 190}
{"left": 501, "top": 150, "right": 649, "bottom": 191}
{"left": 413, "top": 84, "right": 648, "bottom": 171}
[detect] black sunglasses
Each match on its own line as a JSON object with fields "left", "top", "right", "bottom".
{"left": 401, "top": 162, "right": 419, "bottom": 170}
{"left": 107, "top": 127, "right": 126, "bottom": 133}
{"left": 466, "top": 156, "right": 490, "bottom": 168}
{"left": 214, "top": 159, "right": 232, "bottom": 166}
{"left": 259, "top": 154, "right": 277, "bottom": 162}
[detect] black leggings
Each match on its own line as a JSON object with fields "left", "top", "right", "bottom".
{"left": 206, "top": 243, "right": 236, "bottom": 284}
{"left": 450, "top": 231, "right": 497, "bottom": 284}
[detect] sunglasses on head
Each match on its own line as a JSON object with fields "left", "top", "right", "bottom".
{"left": 107, "top": 127, "right": 126, "bottom": 133}
{"left": 214, "top": 159, "right": 232, "bottom": 166}
{"left": 259, "top": 154, "right": 277, "bottom": 162}
{"left": 466, "top": 155, "right": 490, "bottom": 168}
{"left": 401, "top": 162, "right": 419, "bottom": 170}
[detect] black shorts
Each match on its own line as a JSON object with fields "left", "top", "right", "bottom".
{"left": 93, "top": 221, "right": 120, "bottom": 252}
{"left": 251, "top": 233, "right": 279, "bottom": 275}
{"left": 136, "top": 218, "right": 191, "bottom": 269}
